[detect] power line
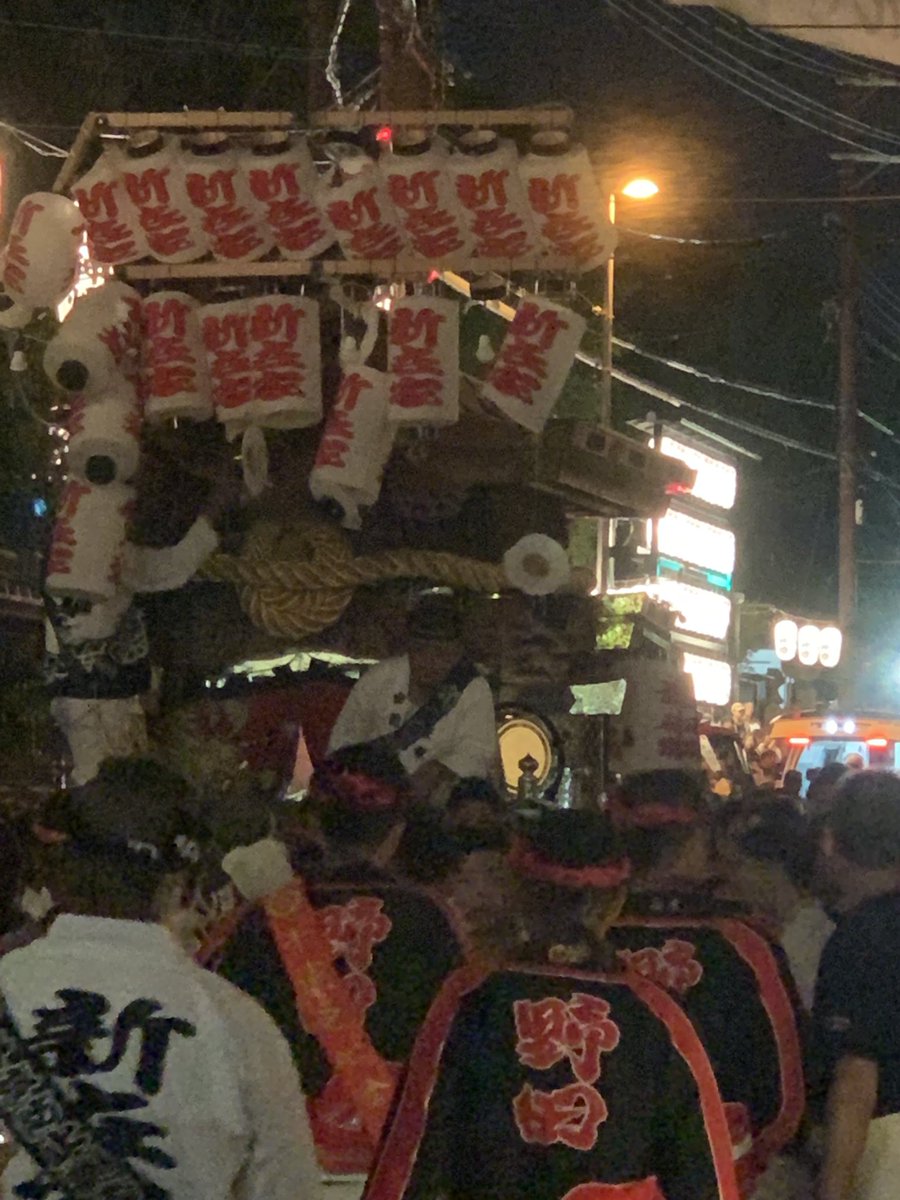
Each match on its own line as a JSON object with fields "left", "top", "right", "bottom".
{"left": 619, "top": 224, "right": 787, "bottom": 245}
{"left": 720, "top": 12, "right": 900, "bottom": 80}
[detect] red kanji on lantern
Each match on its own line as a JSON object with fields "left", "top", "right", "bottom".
{"left": 513, "top": 1082, "right": 609, "bottom": 1152}
{"left": 514, "top": 992, "right": 620, "bottom": 1085}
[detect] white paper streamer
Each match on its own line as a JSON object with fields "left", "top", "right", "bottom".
{"left": 71, "top": 145, "right": 149, "bottom": 265}
{"left": 45, "top": 480, "right": 134, "bottom": 604}
{"left": 2, "top": 193, "right": 84, "bottom": 310}
{"left": 482, "top": 296, "right": 586, "bottom": 433}
{"left": 142, "top": 290, "right": 213, "bottom": 422}
{"left": 387, "top": 295, "right": 459, "bottom": 425}
{"left": 240, "top": 425, "right": 270, "bottom": 498}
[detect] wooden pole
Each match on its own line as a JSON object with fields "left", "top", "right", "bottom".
{"left": 838, "top": 160, "right": 859, "bottom": 706}
{"left": 376, "top": 0, "right": 438, "bottom": 110}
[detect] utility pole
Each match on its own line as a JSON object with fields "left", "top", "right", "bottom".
{"left": 837, "top": 161, "right": 859, "bottom": 706}
{"left": 375, "top": 0, "right": 439, "bottom": 109}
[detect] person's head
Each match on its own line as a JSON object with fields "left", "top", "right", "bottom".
{"left": 781, "top": 769, "right": 803, "bottom": 799}
{"left": 310, "top": 743, "right": 410, "bottom": 864}
{"left": 507, "top": 807, "right": 630, "bottom": 967}
{"left": 394, "top": 805, "right": 462, "bottom": 885}
{"left": 720, "top": 805, "right": 817, "bottom": 922}
{"left": 35, "top": 757, "right": 202, "bottom": 923}
{"left": 821, "top": 770, "right": 900, "bottom": 902}
{"left": 405, "top": 591, "right": 464, "bottom": 691}
{"left": 806, "top": 761, "right": 849, "bottom": 822}
{"left": 446, "top": 777, "right": 507, "bottom": 838}
{"left": 844, "top": 752, "right": 864, "bottom": 771}
{"left": 612, "top": 769, "right": 712, "bottom": 886}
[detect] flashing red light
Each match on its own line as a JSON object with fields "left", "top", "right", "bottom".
{"left": 427, "top": 269, "right": 440, "bottom": 283}
{"left": 665, "top": 481, "right": 693, "bottom": 496}
{"left": 376, "top": 126, "right": 393, "bottom": 144}
{"left": 867, "top": 737, "right": 889, "bottom": 749}
{"left": 788, "top": 737, "right": 810, "bottom": 747}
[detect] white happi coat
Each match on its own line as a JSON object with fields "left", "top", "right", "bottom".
{"left": 0, "top": 915, "right": 322, "bottom": 1200}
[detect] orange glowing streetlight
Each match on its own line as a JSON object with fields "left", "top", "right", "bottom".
{"left": 621, "top": 177, "right": 660, "bottom": 201}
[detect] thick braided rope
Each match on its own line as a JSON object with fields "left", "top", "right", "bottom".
{"left": 201, "top": 526, "right": 507, "bottom": 640}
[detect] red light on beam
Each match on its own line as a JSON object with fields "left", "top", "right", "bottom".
{"left": 376, "top": 126, "right": 393, "bottom": 144}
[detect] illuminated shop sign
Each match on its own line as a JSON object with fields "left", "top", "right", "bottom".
{"left": 659, "top": 435, "right": 737, "bottom": 510}
{"left": 609, "top": 578, "right": 732, "bottom": 641}
{"left": 682, "top": 652, "right": 733, "bottom": 707}
{"left": 657, "top": 509, "right": 736, "bottom": 578}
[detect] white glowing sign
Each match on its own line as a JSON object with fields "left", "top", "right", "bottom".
{"left": 659, "top": 435, "right": 737, "bottom": 510}
{"left": 682, "top": 652, "right": 733, "bottom": 706}
{"left": 772, "top": 619, "right": 842, "bottom": 669}
{"left": 610, "top": 579, "right": 732, "bottom": 641}
{"left": 657, "top": 509, "right": 736, "bottom": 577}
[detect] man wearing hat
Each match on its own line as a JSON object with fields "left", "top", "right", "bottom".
{"left": 0, "top": 757, "right": 321, "bottom": 1200}
{"left": 365, "top": 807, "right": 740, "bottom": 1200}
{"left": 328, "top": 591, "right": 499, "bottom": 805}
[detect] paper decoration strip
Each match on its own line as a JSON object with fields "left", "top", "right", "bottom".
{"left": 244, "top": 139, "right": 336, "bottom": 259}
{"left": 44, "top": 281, "right": 143, "bottom": 397}
{"left": 66, "top": 393, "right": 142, "bottom": 485}
{"left": 319, "top": 164, "right": 407, "bottom": 261}
{"left": 142, "top": 291, "right": 213, "bottom": 422}
{"left": 380, "top": 149, "right": 472, "bottom": 261}
{"left": 45, "top": 480, "right": 135, "bottom": 604}
{"left": 387, "top": 295, "right": 459, "bottom": 425}
{"left": 517, "top": 143, "right": 617, "bottom": 269}
{"left": 448, "top": 140, "right": 538, "bottom": 259}
{"left": 200, "top": 299, "right": 254, "bottom": 428}
{"left": 182, "top": 145, "right": 273, "bottom": 263}
{"left": 246, "top": 295, "right": 322, "bottom": 429}
{"left": 118, "top": 136, "right": 208, "bottom": 263}
{"left": 2, "top": 193, "right": 84, "bottom": 310}
{"left": 71, "top": 146, "right": 149, "bottom": 265}
{"left": 608, "top": 658, "right": 700, "bottom": 777}
{"left": 309, "top": 365, "right": 395, "bottom": 529}
{"left": 482, "top": 296, "right": 586, "bottom": 434}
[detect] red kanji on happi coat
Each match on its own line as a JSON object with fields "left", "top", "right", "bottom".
{"left": 617, "top": 940, "right": 704, "bottom": 995}
{"left": 319, "top": 896, "right": 393, "bottom": 1016}
{"left": 512, "top": 992, "right": 620, "bottom": 1151}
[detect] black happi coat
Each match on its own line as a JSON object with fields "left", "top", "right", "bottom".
{"left": 216, "top": 868, "right": 464, "bottom": 1171}
{"left": 366, "top": 965, "right": 739, "bottom": 1200}
{"left": 605, "top": 904, "right": 804, "bottom": 1175}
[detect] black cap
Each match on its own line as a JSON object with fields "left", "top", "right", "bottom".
{"left": 406, "top": 591, "right": 462, "bottom": 642}
{"left": 511, "top": 808, "right": 630, "bottom": 888}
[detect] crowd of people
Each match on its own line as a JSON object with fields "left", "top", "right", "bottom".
{"left": 0, "top": 743, "right": 896, "bottom": 1200}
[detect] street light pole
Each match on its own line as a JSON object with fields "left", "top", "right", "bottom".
{"left": 600, "top": 191, "right": 616, "bottom": 427}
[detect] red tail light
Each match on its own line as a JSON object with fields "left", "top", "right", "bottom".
{"left": 867, "top": 737, "right": 889, "bottom": 749}
{"left": 788, "top": 737, "right": 810, "bottom": 746}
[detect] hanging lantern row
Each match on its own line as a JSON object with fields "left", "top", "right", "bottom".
{"left": 63, "top": 126, "right": 615, "bottom": 272}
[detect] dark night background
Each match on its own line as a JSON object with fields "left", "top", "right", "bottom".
{"left": 2, "top": 0, "right": 900, "bottom": 653}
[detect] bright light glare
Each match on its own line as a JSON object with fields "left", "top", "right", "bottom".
{"left": 843, "top": 719, "right": 857, "bottom": 735}
{"left": 621, "top": 177, "right": 660, "bottom": 200}
{"left": 823, "top": 718, "right": 838, "bottom": 736}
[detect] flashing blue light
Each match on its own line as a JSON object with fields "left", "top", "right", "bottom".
{"left": 31, "top": 497, "right": 48, "bottom": 518}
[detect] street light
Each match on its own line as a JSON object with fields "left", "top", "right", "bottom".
{"left": 599, "top": 177, "right": 660, "bottom": 425}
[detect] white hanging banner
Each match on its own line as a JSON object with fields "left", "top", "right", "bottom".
{"left": 482, "top": 296, "right": 586, "bottom": 433}
{"left": 118, "top": 135, "right": 208, "bottom": 263}
{"left": 448, "top": 138, "right": 538, "bottom": 260}
{"left": 2, "top": 193, "right": 84, "bottom": 310}
{"left": 45, "top": 481, "right": 134, "bottom": 604}
{"left": 309, "top": 365, "right": 395, "bottom": 529}
{"left": 380, "top": 147, "right": 472, "bottom": 261}
{"left": 319, "top": 163, "right": 407, "bottom": 261}
{"left": 71, "top": 146, "right": 149, "bottom": 265}
{"left": 142, "top": 291, "right": 213, "bottom": 422}
{"left": 387, "top": 295, "right": 459, "bottom": 425}
{"left": 182, "top": 140, "right": 273, "bottom": 263}
{"left": 246, "top": 294, "right": 322, "bottom": 429}
{"left": 244, "top": 137, "right": 336, "bottom": 259}
{"left": 199, "top": 299, "right": 254, "bottom": 431}
{"left": 44, "top": 281, "right": 143, "bottom": 397}
{"left": 518, "top": 142, "right": 616, "bottom": 268}
{"left": 608, "top": 657, "right": 701, "bottom": 777}
{"left": 66, "top": 394, "right": 142, "bottom": 485}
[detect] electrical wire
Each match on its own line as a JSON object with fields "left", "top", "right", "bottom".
{"left": 607, "top": 0, "right": 900, "bottom": 155}
{"left": 0, "top": 121, "right": 67, "bottom": 158}
{"left": 619, "top": 225, "right": 787, "bottom": 245}
{"left": 733, "top": 12, "right": 900, "bottom": 80}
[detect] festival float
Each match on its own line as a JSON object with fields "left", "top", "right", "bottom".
{"left": 5, "top": 104, "right": 698, "bottom": 805}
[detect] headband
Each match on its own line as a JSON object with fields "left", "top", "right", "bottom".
{"left": 509, "top": 838, "right": 631, "bottom": 889}
{"left": 315, "top": 767, "right": 403, "bottom": 813}
{"left": 610, "top": 801, "right": 702, "bottom": 830}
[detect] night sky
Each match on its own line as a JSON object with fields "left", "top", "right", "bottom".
{"left": 3, "top": 1, "right": 900, "bottom": 649}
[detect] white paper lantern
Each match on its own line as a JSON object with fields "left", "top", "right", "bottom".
{"left": 387, "top": 295, "right": 459, "bottom": 425}
{"left": 518, "top": 135, "right": 617, "bottom": 268}
{"left": 309, "top": 365, "right": 395, "bottom": 529}
{"left": 1, "top": 193, "right": 84, "bottom": 310}
{"left": 200, "top": 298, "right": 254, "bottom": 431}
{"left": 118, "top": 132, "right": 208, "bottom": 263}
{"left": 818, "top": 626, "right": 843, "bottom": 669}
{"left": 246, "top": 294, "right": 322, "bottom": 429}
{"left": 482, "top": 296, "right": 586, "bottom": 433}
{"left": 380, "top": 139, "right": 472, "bottom": 261}
{"left": 448, "top": 134, "right": 538, "bottom": 260}
{"left": 142, "top": 291, "right": 213, "bottom": 422}
{"left": 44, "top": 280, "right": 143, "bottom": 396}
{"left": 71, "top": 145, "right": 148, "bottom": 265}
{"left": 318, "top": 160, "right": 407, "bottom": 261}
{"left": 66, "top": 393, "right": 142, "bottom": 485}
{"left": 182, "top": 134, "right": 272, "bottom": 263}
{"left": 45, "top": 480, "right": 134, "bottom": 604}
{"left": 244, "top": 134, "right": 336, "bottom": 259}
{"left": 797, "top": 624, "right": 822, "bottom": 667}
{"left": 773, "top": 618, "right": 799, "bottom": 663}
